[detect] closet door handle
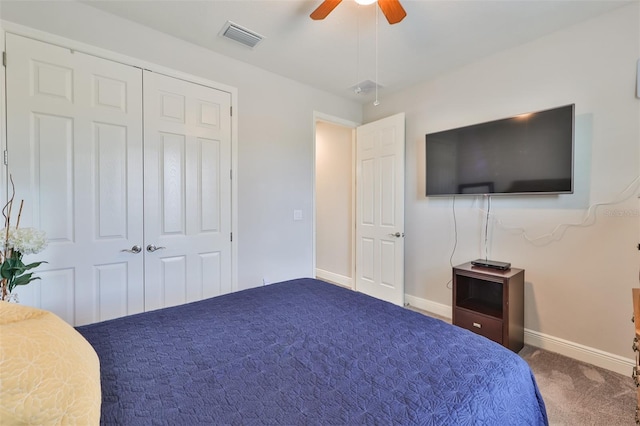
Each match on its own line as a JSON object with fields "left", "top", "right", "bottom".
{"left": 146, "top": 244, "right": 166, "bottom": 253}
{"left": 121, "top": 245, "right": 142, "bottom": 254}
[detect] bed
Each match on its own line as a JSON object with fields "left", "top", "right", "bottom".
{"left": 76, "top": 278, "right": 548, "bottom": 425}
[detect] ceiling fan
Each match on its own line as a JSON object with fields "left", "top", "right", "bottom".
{"left": 310, "top": 0, "right": 407, "bottom": 25}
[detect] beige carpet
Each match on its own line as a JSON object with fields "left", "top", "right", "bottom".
{"left": 407, "top": 305, "right": 636, "bottom": 424}
{"left": 519, "top": 345, "right": 635, "bottom": 426}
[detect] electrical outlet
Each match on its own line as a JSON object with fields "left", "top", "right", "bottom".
{"left": 293, "top": 209, "right": 303, "bottom": 221}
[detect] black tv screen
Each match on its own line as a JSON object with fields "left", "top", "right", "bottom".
{"left": 425, "top": 104, "right": 574, "bottom": 196}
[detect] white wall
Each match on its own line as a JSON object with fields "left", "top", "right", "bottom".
{"left": 315, "top": 121, "right": 353, "bottom": 284}
{"left": 364, "top": 3, "right": 640, "bottom": 366}
{"left": 0, "top": 1, "right": 362, "bottom": 290}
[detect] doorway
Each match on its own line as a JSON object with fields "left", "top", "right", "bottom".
{"left": 313, "top": 112, "right": 406, "bottom": 305}
{"left": 314, "top": 115, "right": 357, "bottom": 289}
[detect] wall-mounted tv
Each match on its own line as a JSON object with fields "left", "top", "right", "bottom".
{"left": 425, "top": 104, "right": 575, "bottom": 196}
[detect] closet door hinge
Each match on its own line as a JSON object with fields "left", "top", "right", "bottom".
{"left": 230, "top": 232, "right": 233, "bottom": 242}
{"left": 230, "top": 106, "right": 232, "bottom": 117}
{"left": 2, "top": 52, "right": 6, "bottom": 67}
{"left": 3, "top": 150, "right": 7, "bottom": 166}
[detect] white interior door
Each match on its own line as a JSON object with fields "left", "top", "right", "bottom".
{"left": 143, "top": 71, "right": 232, "bottom": 310}
{"left": 355, "top": 113, "right": 405, "bottom": 306}
{"left": 6, "top": 34, "right": 144, "bottom": 325}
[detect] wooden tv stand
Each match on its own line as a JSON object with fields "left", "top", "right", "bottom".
{"left": 452, "top": 262, "right": 524, "bottom": 352}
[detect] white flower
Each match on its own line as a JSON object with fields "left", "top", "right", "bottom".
{"left": 0, "top": 226, "right": 48, "bottom": 255}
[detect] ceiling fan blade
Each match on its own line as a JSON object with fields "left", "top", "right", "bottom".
{"left": 310, "top": 0, "right": 343, "bottom": 20}
{"left": 378, "top": 0, "right": 407, "bottom": 25}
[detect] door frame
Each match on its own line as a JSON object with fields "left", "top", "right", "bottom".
{"left": 0, "top": 22, "right": 239, "bottom": 292}
{"left": 0, "top": 24, "right": 7, "bottom": 210}
{"left": 312, "top": 111, "right": 359, "bottom": 290}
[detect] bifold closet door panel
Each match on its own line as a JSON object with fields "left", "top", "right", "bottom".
{"left": 143, "top": 71, "right": 232, "bottom": 311}
{"left": 5, "top": 34, "right": 144, "bottom": 325}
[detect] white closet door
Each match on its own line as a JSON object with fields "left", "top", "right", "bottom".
{"left": 5, "top": 34, "right": 144, "bottom": 325}
{"left": 143, "top": 71, "right": 232, "bottom": 310}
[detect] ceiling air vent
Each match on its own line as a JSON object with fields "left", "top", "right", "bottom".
{"left": 350, "top": 80, "right": 382, "bottom": 95}
{"left": 220, "top": 21, "right": 264, "bottom": 49}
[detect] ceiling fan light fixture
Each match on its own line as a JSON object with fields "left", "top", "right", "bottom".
{"left": 311, "top": 0, "right": 406, "bottom": 24}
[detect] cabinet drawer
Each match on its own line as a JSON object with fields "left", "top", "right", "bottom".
{"left": 454, "top": 308, "right": 503, "bottom": 344}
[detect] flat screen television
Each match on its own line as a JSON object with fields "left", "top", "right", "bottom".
{"left": 425, "top": 104, "right": 574, "bottom": 196}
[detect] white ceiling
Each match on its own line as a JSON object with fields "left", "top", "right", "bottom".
{"left": 82, "top": 0, "right": 630, "bottom": 104}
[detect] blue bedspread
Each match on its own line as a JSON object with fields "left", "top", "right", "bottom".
{"left": 77, "top": 278, "right": 548, "bottom": 425}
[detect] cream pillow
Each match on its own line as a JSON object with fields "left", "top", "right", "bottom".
{"left": 0, "top": 301, "right": 101, "bottom": 425}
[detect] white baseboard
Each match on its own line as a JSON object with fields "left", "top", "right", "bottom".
{"left": 315, "top": 269, "right": 352, "bottom": 289}
{"left": 524, "top": 329, "right": 633, "bottom": 376}
{"left": 404, "top": 294, "right": 452, "bottom": 319}
{"left": 405, "top": 293, "right": 634, "bottom": 376}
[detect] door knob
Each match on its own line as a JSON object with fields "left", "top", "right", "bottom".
{"left": 121, "top": 245, "right": 142, "bottom": 254}
{"left": 146, "top": 244, "right": 166, "bottom": 253}
{"left": 388, "top": 232, "right": 404, "bottom": 238}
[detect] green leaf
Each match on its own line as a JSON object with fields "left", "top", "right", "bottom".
{"left": 0, "top": 261, "right": 12, "bottom": 279}
{"left": 12, "top": 273, "right": 35, "bottom": 286}
{"left": 2, "top": 258, "right": 26, "bottom": 277}
{"left": 8, "top": 274, "right": 40, "bottom": 292}
{"left": 22, "top": 261, "right": 47, "bottom": 271}
{"left": 1, "top": 249, "right": 47, "bottom": 292}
